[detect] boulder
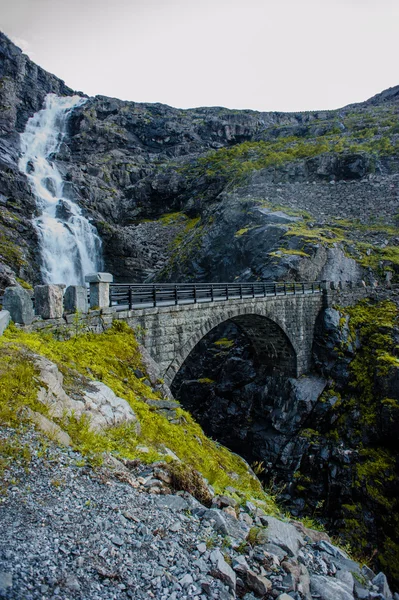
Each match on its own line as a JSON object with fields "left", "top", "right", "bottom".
{"left": 310, "top": 575, "right": 354, "bottom": 600}
{"left": 34, "top": 355, "right": 140, "bottom": 433}
{"left": 209, "top": 549, "right": 236, "bottom": 591}
{"left": 246, "top": 570, "right": 272, "bottom": 596}
{"left": 261, "top": 516, "right": 306, "bottom": 557}
{"left": 3, "top": 286, "right": 34, "bottom": 325}
{"left": 372, "top": 572, "right": 392, "bottom": 599}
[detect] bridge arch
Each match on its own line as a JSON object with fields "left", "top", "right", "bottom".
{"left": 164, "top": 305, "right": 300, "bottom": 386}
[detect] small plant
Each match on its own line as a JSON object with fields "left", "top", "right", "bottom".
{"left": 252, "top": 460, "right": 265, "bottom": 476}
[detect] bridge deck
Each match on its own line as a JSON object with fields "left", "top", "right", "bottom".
{"left": 110, "top": 281, "right": 322, "bottom": 311}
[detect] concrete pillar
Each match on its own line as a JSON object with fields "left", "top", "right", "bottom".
{"left": 84, "top": 273, "right": 113, "bottom": 309}
{"left": 0, "top": 310, "right": 11, "bottom": 335}
{"left": 3, "top": 286, "right": 34, "bottom": 325}
{"left": 64, "top": 285, "right": 88, "bottom": 314}
{"left": 34, "top": 284, "right": 65, "bottom": 319}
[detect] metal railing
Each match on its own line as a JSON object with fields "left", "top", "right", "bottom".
{"left": 109, "top": 281, "right": 323, "bottom": 310}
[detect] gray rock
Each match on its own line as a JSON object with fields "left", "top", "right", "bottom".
{"left": 202, "top": 508, "right": 248, "bottom": 542}
{"left": 232, "top": 555, "right": 249, "bottom": 574}
{"left": 25, "top": 409, "right": 72, "bottom": 446}
{"left": 154, "top": 495, "right": 190, "bottom": 511}
{"left": 34, "top": 355, "right": 140, "bottom": 432}
{"left": 0, "top": 310, "right": 10, "bottom": 335}
{"left": 34, "top": 284, "right": 64, "bottom": 319}
{"left": 64, "top": 285, "right": 88, "bottom": 314}
{"left": 336, "top": 569, "right": 354, "bottom": 592}
{"left": 261, "top": 516, "right": 306, "bottom": 557}
{"left": 0, "top": 571, "right": 12, "bottom": 594}
{"left": 361, "top": 566, "right": 376, "bottom": 581}
{"left": 264, "top": 542, "right": 288, "bottom": 561}
{"left": 246, "top": 570, "right": 272, "bottom": 596}
{"left": 3, "top": 286, "right": 34, "bottom": 325}
{"left": 310, "top": 574, "right": 355, "bottom": 600}
{"left": 372, "top": 573, "right": 392, "bottom": 599}
{"left": 317, "top": 540, "right": 350, "bottom": 560}
{"left": 209, "top": 550, "right": 236, "bottom": 591}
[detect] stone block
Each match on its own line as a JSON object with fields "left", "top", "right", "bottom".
{"left": 0, "top": 310, "right": 11, "bottom": 335}
{"left": 84, "top": 272, "right": 113, "bottom": 283}
{"left": 34, "top": 284, "right": 64, "bottom": 319}
{"left": 3, "top": 286, "right": 34, "bottom": 325}
{"left": 64, "top": 285, "right": 88, "bottom": 314}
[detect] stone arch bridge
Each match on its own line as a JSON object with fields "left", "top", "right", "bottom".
{"left": 108, "top": 281, "right": 327, "bottom": 386}
{"left": 2, "top": 278, "right": 368, "bottom": 387}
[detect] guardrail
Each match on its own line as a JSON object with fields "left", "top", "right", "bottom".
{"left": 109, "top": 281, "right": 323, "bottom": 310}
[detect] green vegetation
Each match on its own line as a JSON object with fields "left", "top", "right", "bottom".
{"left": 0, "top": 322, "right": 274, "bottom": 505}
{"left": 214, "top": 338, "right": 234, "bottom": 349}
{"left": 0, "top": 234, "right": 26, "bottom": 268}
{"left": 185, "top": 127, "right": 399, "bottom": 184}
{"left": 269, "top": 247, "right": 311, "bottom": 259}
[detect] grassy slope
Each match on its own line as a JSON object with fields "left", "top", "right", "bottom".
{"left": 0, "top": 321, "right": 275, "bottom": 508}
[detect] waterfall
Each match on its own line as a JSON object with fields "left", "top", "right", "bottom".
{"left": 19, "top": 93, "right": 103, "bottom": 286}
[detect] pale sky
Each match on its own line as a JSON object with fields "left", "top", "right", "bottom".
{"left": 1, "top": 0, "right": 398, "bottom": 112}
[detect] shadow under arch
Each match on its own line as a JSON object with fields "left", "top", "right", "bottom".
{"left": 165, "top": 311, "right": 298, "bottom": 387}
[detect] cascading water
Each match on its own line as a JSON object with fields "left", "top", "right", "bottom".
{"left": 19, "top": 93, "right": 103, "bottom": 286}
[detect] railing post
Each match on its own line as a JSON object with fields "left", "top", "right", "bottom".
{"left": 211, "top": 284, "right": 214, "bottom": 302}
{"left": 274, "top": 283, "right": 277, "bottom": 296}
{"left": 240, "top": 284, "right": 243, "bottom": 299}
{"left": 284, "top": 282, "right": 286, "bottom": 295}
{"left": 175, "top": 285, "right": 178, "bottom": 305}
{"left": 294, "top": 283, "right": 296, "bottom": 295}
{"left": 302, "top": 282, "right": 305, "bottom": 294}
{"left": 85, "top": 273, "right": 113, "bottom": 309}
{"left": 312, "top": 282, "right": 314, "bottom": 294}
{"left": 252, "top": 284, "right": 255, "bottom": 298}
{"left": 153, "top": 286, "right": 157, "bottom": 307}
{"left": 128, "top": 286, "right": 133, "bottom": 310}
{"left": 194, "top": 285, "right": 197, "bottom": 303}
{"left": 226, "top": 284, "right": 229, "bottom": 300}
{"left": 263, "top": 283, "right": 266, "bottom": 297}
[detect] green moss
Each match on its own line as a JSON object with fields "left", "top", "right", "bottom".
{"left": 235, "top": 227, "right": 250, "bottom": 237}
{"left": 269, "top": 247, "right": 311, "bottom": 258}
{"left": 16, "top": 277, "right": 33, "bottom": 290}
{"left": 0, "top": 344, "right": 44, "bottom": 426}
{"left": 0, "top": 235, "right": 26, "bottom": 267}
{"left": 214, "top": 338, "right": 234, "bottom": 349}
{"left": 197, "top": 378, "right": 215, "bottom": 384}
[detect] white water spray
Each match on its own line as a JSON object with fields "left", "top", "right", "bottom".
{"left": 19, "top": 94, "right": 103, "bottom": 286}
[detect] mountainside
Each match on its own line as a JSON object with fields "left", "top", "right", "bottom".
{"left": 1, "top": 31, "right": 399, "bottom": 596}
{"left": 1, "top": 32, "right": 399, "bottom": 289}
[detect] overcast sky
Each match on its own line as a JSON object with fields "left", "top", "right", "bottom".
{"left": 1, "top": 0, "right": 398, "bottom": 112}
